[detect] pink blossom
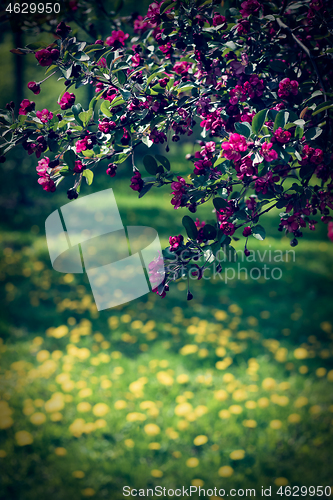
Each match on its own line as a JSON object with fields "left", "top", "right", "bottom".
{"left": 260, "top": 142, "right": 278, "bottom": 162}
{"left": 106, "top": 30, "right": 129, "bottom": 48}
{"left": 58, "top": 92, "right": 75, "bottom": 110}
{"left": 169, "top": 234, "right": 183, "bottom": 251}
{"left": 212, "top": 13, "right": 227, "bottom": 29}
{"left": 278, "top": 78, "right": 299, "bottom": 98}
{"left": 130, "top": 171, "right": 143, "bottom": 191}
{"left": 19, "top": 99, "right": 35, "bottom": 115}
{"left": 221, "top": 133, "right": 248, "bottom": 161}
{"left": 328, "top": 222, "right": 333, "bottom": 241}
{"left": 240, "top": 0, "right": 261, "bottom": 18}
{"left": 36, "top": 109, "right": 53, "bottom": 124}
{"left": 220, "top": 221, "right": 236, "bottom": 236}
{"left": 36, "top": 157, "right": 50, "bottom": 176}
{"left": 173, "top": 61, "right": 191, "bottom": 76}
{"left": 274, "top": 127, "right": 291, "bottom": 144}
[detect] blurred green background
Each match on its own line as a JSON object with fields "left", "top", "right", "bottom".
{"left": 1, "top": 2, "right": 333, "bottom": 499}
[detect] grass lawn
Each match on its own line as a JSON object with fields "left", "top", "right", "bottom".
{"left": 1, "top": 146, "right": 333, "bottom": 499}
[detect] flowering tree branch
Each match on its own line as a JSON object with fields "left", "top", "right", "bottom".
{"left": 0, "top": 0, "right": 333, "bottom": 300}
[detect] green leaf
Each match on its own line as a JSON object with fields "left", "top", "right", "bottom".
{"left": 160, "top": 0, "right": 177, "bottom": 15}
{"left": 273, "top": 111, "right": 289, "bottom": 131}
{"left": 72, "top": 52, "right": 90, "bottom": 62}
{"left": 252, "top": 109, "right": 268, "bottom": 135}
{"left": 113, "top": 152, "right": 130, "bottom": 164}
{"left": 63, "top": 149, "right": 76, "bottom": 169}
{"left": 100, "top": 100, "right": 113, "bottom": 118}
{"left": 82, "top": 150, "right": 94, "bottom": 157}
{"left": 304, "top": 127, "right": 323, "bottom": 141}
{"left": 182, "top": 215, "right": 198, "bottom": 240}
{"left": 117, "top": 70, "right": 126, "bottom": 86}
{"left": 143, "top": 155, "right": 158, "bottom": 175}
{"left": 213, "top": 157, "right": 226, "bottom": 168}
{"left": 139, "top": 183, "right": 154, "bottom": 198}
{"left": 312, "top": 101, "right": 333, "bottom": 116}
{"left": 78, "top": 109, "right": 93, "bottom": 126}
{"left": 234, "top": 121, "right": 252, "bottom": 138}
{"left": 252, "top": 224, "right": 266, "bottom": 240}
{"left": 155, "top": 154, "right": 170, "bottom": 171}
{"left": 269, "top": 60, "right": 287, "bottom": 73}
{"left": 213, "top": 197, "right": 228, "bottom": 211}
{"left": 109, "top": 97, "right": 125, "bottom": 109}
{"left": 203, "top": 224, "right": 217, "bottom": 240}
{"left": 83, "top": 169, "right": 94, "bottom": 185}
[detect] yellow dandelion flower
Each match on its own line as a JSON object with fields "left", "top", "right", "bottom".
{"left": 62, "top": 380, "right": 75, "bottom": 392}
{"left": 15, "top": 431, "right": 33, "bottom": 446}
{"left": 270, "top": 420, "right": 282, "bottom": 429}
{"left": 95, "top": 419, "right": 107, "bottom": 429}
{"left": 175, "top": 402, "right": 193, "bottom": 416}
{"left": 36, "top": 350, "right": 50, "bottom": 363}
{"left": 288, "top": 413, "right": 301, "bottom": 424}
{"left": 114, "top": 400, "right": 127, "bottom": 410}
{"left": 124, "top": 439, "right": 135, "bottom": 448}
{"left": 258, "top": 397, "right": 270, "bottom": 408}
{"left": 45, "top": 393, "right": 64, "bottom": 413}
{"left": 245, "top": 401, "right": 257, "bottom": 409}
{"left": 186, "top": 458, "right": 199, "bottom": 468}
{"left": 294, "top": 348, "right": 308, "bottom": 360}
{"left": 148, "top": 442, "right": 161, "bottom": 450}
{"left": 51, "top": 325, "right": 68, "bottom": 339}
{"left": 140, "top": 401, "right": 155, "bottom": 410}
{"left": 194, "top": 405, "right": 208, "bottom": 417}
{"left": 0, "top": 450, "right": 7, "bottom": 458}
{"left": 177, "top": 374, "right": 189, "bottom": 384}
{"left": 316, "top": 367, "right": 327, "bottom": 377}
{"left": 101, "top": 379, "right": 112, "bottom": 389}
{"left": 229, "top": 405, "right": 243, "bottom": 414}
{"left": 0, "top": 416, "right": 13, "bottom": 430}
{"left": 69, "top": 418, "right": 85, "bottom": 437}
{"left": 126, "top": 412, "right": 146, "bottom": 422}
{"left": 177, "top": 420, "right": 189, "bottom": 430}
{"left": 216, "top": 347, "right": 227, "bottom": 357}
{"left": 192, "top": 479, "right": 204, "bottom": 487}
{"left": 214, "top": 390, "right": 228, "bottom": 402}
{"left": 243, "top": 419, "right": 257, "bottom": 428}
{"left": 156, "top": 371, "right": 174, "bottom": 386}
{"left": 77, "top": 402, "right": 92, "bottom": 413}
{"left": 230, "top": 449, "right": 245, "bottom": 460}
{"left": 218, "top": 466, "right": 234, "bottom": 477}
{"left": 180, "top": 345, "right": 198, "bottom": 356}
{"left": 262, "top": 378, "right": 276, "bottom": 390}
{"left": 144, "top": 424, "right": 160, "bottom": 436}
{"left": 219, "top": 410, "right": 231, "bottom": 420}
{"left": 193, "top": 435, "right": 208, "bottom": 446}
{"left": 82, "top": 488, "right": 95, "bottom": 497}
{"left": 55, "top": 447, "right": 67, "bottom": 456}
{"left": 309, "top": 405, "right": 321, "bottom": 415}
{"left": 232, "top": 389, "right": 247, "bottom": 402}
{"left": 275, "top": 478, "right": 289, "bottom": 486}
{"left": 294, "top": 396, "right": 308, "bottom": 408}
{"left": 223, "top": 373, "right": 234, "bottom": 383}
{"left": 215, "top": 310, "right": 227, "bottom": 321}
{"left": 72, "top": 470, "right": 85, "bottom": 478}
{"left": 50, "top": 412, "right": 63, "bottom": 422}
{"left": 151, "top": 469, "right": 163, "bottom": 478}
{"left": 92, "top": 403, "right": 109, "bottom": 417}
{"left": 30, "top": 412, "right": 46, "bottom": 425}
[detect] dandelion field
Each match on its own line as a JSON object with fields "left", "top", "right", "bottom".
{"left": 1, "top": 160, "right": 333, "bottom": 499}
